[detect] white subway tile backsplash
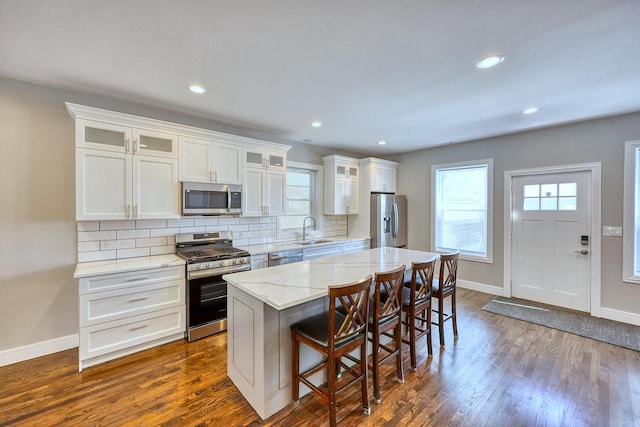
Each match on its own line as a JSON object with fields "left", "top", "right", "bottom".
{"left": 117, "top": 229, "right": 150, "bottom": 239}
{"left": 77, "top": 214, "right": 349, "bottom": 262}
{"left": 136, "top": 219, "right": 167, "bottom": 229}
{"left": 100, "top": 220, "right": 135, "bottom": 230}
{"left": 78, "top": 230, "right": 117, "bottom": 242}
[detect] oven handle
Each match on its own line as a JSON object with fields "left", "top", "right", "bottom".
{"left": 187, "top": 265, "right": 251, "bottom": 280}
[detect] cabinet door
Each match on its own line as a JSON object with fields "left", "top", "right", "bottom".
{"left": 244, "top": 148, "right": 265, "bottom": 168}
{"left": 214, "top": 142, "right": 242, "bottom": 184}
{"left": 250, "top": 254, "right": 268, "bottom": 270}
{"left": 133, "top": 155, "right": 180, "bottom": 219}
{"left": 266, "top": 152, "right": 285, "bottom": 170}
{"left": 76, "top": 148, "right": 131, "bottom": 220}
{"left": 345, "top": 178, "right": 359, "bottom": 214}
{"left": 371, "top": 164, "right": 396, "bottom": 193}
{"left": 77, "top": 120, "right": 132, "bottom": 153}
{"left": 266, "top": 169, "right": 286, "bottom": 216}
{"left": 133, "top": 129, "right": 177, "bottom": 159}
{"left": 243, "top": 167, "right": 265, "bottom": 217}
{"left": 179, "top": 136, "right": 213, "bottom": 182}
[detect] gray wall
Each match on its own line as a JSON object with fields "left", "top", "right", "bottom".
{"left": 395, "top": 112, "right": 640, "bottom": 314}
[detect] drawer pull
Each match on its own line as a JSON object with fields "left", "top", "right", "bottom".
{"left": 129, "top": 324, "right": 149, "bottom": 331}
{"left": 126, "top": 277, "right": 148, "bottom": 282}
{"left": 128, "top": 297, "right": 148, "bottom": 303}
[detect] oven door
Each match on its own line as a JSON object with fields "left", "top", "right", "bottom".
{"left": 187, "top": 274, "right": 228, "bottom": 341}
{"left": 182, "top": 182, "right": 242, "bottom": 215}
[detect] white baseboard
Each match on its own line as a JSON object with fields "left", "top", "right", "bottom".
{"left": 458, "top": 279, "right": 504, "bottom": 296}
{"left": 599, "top": 307, "right": 640, "bottom": 327}
{"left": 0, "top": 334, "right": 79, "bottom": 367}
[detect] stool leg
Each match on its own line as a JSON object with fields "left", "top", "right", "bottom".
{"left": 291, "top": 332, "right": 300, "bottom": 401}
{"left": 409, "top": 307, "right": 417, "bottom": 371}
{"left": 426, "top": 305, "right": 433, "bottom": 357}
{"left": 439, "top": 296, "right": 445, "bottom": 348}
{"left": 395, "top": 320, "right": 404, "bottom": 383}
{"left": 452, "top": 290, "right": 458, "bottom": 339}
{"left": 360, "top": 340, "right": 371, "bottom": 414}
{"left": 328, "top": 350, "right": 337, "bottom": 427}
{"left": 372, "top": 326, "right": 381, "bottom": 404}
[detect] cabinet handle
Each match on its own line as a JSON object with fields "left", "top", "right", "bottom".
{"left": 126, "top": 277, "right": 148, "bottom": 282}
{"left": 125, "top": 138, "right": 130, "bottom": 153}
{"left": 128, "top": 297, "right": 148, "bottom": 303}
{"left": 133, "top": 139, "right": 138, "bottom": 154}
{"left": 129, "top": 324, "right": 149, "bottom": 331}
{"left": 214, "top": 171, "right": 218, "bottom": 182}
{"left": 133, "top": 205, "right": 138, "bottom": 218}
{"left": 126, "top": 204, "right": 132, "bottom": 218}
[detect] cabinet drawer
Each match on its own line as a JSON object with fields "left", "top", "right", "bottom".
{"left": 79, "top": 266, "right": 185, "bottom": 295}
{"left": 303, "top": 244, "right": 343, "bottom": 261}
{"left": 80, "top": 279, "right": 185, "bottom": 327}
{"left": 342, "top": 240, "right": 370, "bottom": 253}
{"left": 79, "top": 306, "right": 185, "bottom": 361}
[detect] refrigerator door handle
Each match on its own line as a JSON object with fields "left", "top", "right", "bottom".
{"left": 392, "top": 202, "right": 398, "bottom": 239}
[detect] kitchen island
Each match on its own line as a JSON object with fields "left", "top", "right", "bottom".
{"left": 223, "top": 247, "right": 438, "bottom": 419}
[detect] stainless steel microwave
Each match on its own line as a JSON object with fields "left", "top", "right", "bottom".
{"left": 182, "top": 182, "right": 242, "bottom": 215}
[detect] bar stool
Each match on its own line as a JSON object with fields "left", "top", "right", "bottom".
{"left": 370, "top": 265, "right": 406, "bottom": 404}
{"left": 432, "top": 251, "right": 459, "bottom": 347}
{"left": 291, "top": 275, "right": 373, "bottom": 427}
{"left": 401, "top": 258, "right": 436, "bottom": 371}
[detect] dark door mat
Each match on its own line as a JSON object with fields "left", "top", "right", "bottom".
{"left": 482, "top": 297, "right": 640, "bottom": 352}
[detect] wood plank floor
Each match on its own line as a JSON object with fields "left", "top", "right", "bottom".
{"left": 2, "top": 289, "right": 640, "bottom": 426}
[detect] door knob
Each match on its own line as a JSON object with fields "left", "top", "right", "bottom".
{"left": 574, "top": 249, "right": 589, "bottom": 255}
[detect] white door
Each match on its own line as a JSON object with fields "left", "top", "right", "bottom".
{"left": 511, "top": 171, "right": 591, "bottom": 311}
{"left": 243, "top": 167, "right": 265, "bottom": 217}
{"left": 133, "top": 155, "right": 180, "bottom": 219}
{"left": 179, "top": 136, "right": 213, "bottom": 183}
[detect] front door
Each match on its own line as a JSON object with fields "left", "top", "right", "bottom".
{"left": 511, "top": 171, "right": 591, "bottom": 311}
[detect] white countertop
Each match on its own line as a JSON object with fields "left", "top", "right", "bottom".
{"left": 74, "top": 254, "right": 185, "bottom": 278}
{"left": 223, "top": 247, "right": 438, "bottom": 311}
{"left": 237, "top": 236, "right": 370, "bottom": 256}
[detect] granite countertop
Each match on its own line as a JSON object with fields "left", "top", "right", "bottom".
{"left": 223, "top": 247, "right": 438, "bottom": 311}
{"left": 74, "top": 254, "right": 185, "bottom": 278}
{"left": 237, "top": 236, "right": 370, "bottom": 256}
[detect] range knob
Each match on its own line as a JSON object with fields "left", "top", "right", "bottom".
{"left": 232, "top": 259, "right": 238, "bottom": 265}
{"left": 221, "top": 260, "right": 230, "bottom": 267}
{"left": 196, "top": 264, "right": 203, "bottom": 270}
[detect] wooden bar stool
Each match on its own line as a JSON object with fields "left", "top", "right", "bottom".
{"left": 291, "top": 275, "right": 373, "bottom": 427}
{"left": 401, "top": 258, "right": 436, "bottom": 371}
{"left": 432, "top": 251, "right": 459, "bottom": 347}
{"left": 370, "top": 265, "right": 406, "bottom": 404}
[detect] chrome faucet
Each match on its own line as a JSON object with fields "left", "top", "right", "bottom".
{"left": 302, "top": 216, "right": 317, "bottom": 241}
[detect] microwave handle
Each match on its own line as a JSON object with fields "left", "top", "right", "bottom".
{"left": 227, "top": 187, "right": 231, "bottom": 212}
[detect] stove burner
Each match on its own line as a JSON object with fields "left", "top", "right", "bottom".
{"left": 176, "top": 247, "right": 250, "bottom": 263}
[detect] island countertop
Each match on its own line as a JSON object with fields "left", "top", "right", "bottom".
{"left": 223, "top": 247, "right": 439, "bottom": 311}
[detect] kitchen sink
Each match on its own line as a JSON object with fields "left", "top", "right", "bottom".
{"left": 296, "top": 239, "right": 333, "bottom": 245}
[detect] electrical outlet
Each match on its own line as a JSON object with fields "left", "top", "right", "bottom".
{"left": 602, "top": 226, "right": 622, "bottom": 237}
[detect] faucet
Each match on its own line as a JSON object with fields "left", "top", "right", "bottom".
{"left": 302, "top": 216, "right": 317, "bottom": 241}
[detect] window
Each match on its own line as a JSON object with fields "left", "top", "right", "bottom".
{"left": 432, "top": 159, "right": 493, "bottom": 262}
{"left": 623, "top": 140, "right": 640, "bottom": 283}
{"left": 277, "top": 162, "right": 320, "bottom": 240}
{"left": 523, "top": 182, "right": 577, "bottom": 211}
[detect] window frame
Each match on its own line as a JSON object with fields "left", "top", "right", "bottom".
{"left": 277, "top": 161, "right": 323, "bottom": 240}
{"left": 431, "top": 158, "right": 494, "bottom": 263}
{"left": 623, "top": 140, "right": 640, "bottom": 283}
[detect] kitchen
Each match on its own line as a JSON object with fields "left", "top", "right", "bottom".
{"left": 2, "top": 1, "right": 640, "bottom": 426}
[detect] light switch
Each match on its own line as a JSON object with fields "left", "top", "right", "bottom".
{"left": 602, "top": 226, "right": 622, "bottom": 237}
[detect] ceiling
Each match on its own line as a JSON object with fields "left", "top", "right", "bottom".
{"left": 1, "top": 1, "right": 639, "bottom": 155}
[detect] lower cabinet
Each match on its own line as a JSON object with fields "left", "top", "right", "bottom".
{"left": 342, "top": 239, "right": 370, "bottom": 253}
{"left": 303, "top": 243, "right": 343, "bottom": 261}
{"left": 78, "top": 265, "right": 186, "bottom": 371}
{"left": 250, "top": 254, "right": 268, "bottom": 270}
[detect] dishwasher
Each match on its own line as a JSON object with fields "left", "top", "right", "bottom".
{"left": 268, "top": 249, "right": 303, "bottom": 266}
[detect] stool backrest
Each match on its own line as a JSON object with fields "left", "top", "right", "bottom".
{"left": 329, "top": 275, "right": 373, "bottom": 345}
{"left": 373, "top": 265, "right": 406, "bottom": 322}
{"left": 438, "top": 252, "right": 459, "bottom": 294}
{"left": 411, "top": 259, "right": 436, "bottom": 304}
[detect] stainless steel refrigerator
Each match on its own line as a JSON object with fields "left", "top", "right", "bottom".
{"left": 370, "top": 194, "right": 407, "bottom": 248}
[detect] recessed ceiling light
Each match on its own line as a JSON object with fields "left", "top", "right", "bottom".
{"left": 522, "top": 107, "right": 539, "bottom": 115}
{"left": 476, "top": 55, "right": 505, "bottom": 69}
{"left": 311, "top": 121, "right": 322, "bottom": 127}
{"left": 189, "top": 85, "right": 206, "bottom": 94}
{"left": 378, "top": 140, "right": 387, "bottom": 145}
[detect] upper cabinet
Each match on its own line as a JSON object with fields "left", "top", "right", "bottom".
{"left": 179, "top": 136, "right": 242, "bottom": 184}
{"left": 75, "top": 119, "right": 179, "bottom": 220}
{"left": 360, "top": 157, "right": 398, "bottom": 194}
{"left": 242, "top": 147, "right": 287, "bottom": 217}
{"left": 67, "top": 103, "right": 290, "bottom": 221}
{"left": 323, "top": 155, "right": 359, "bottom": 215}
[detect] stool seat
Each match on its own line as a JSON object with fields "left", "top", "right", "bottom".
{"left": 291, "top": 312, "right": 361, "bottom": 348}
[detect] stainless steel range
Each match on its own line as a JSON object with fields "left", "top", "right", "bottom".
{"left": 175, "top": 232, "right": 250, "bottom": 341}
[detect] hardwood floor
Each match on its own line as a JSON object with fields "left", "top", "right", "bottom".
{"left": 2, "top": 289, "right": 640, "bottom": 426}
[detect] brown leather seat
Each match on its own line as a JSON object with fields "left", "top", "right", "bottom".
{"left": 291, "top": 275, "right": 373, "bottom": 427}
{"left": 432, "top": 252, "right": 460, "bottom": 347}
{"left": 369, "top": 265, "right": 406, "bottom": 404}
{"left": 401, "top": 258, "right": 437, "bottom": 370}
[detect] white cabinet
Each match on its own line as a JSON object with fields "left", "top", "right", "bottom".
{"left": 361, "top": 157, "right": 398, "bottom": 193}
{"left": 242, "top": 147, "right": 287, "bottom": 217}
{"left": 342, "top": 239, "right": 370, "bottom": 253}
{"left": 323, "top": 155, "right": 359, "bottom": 215}
{"left": 179, "top": 136, "right": 242, "bottom": 184}
{"left": 250, "top": 254, "right": 268, "bottom": 270}
{"left": 78, "top": 265, "right": 186, "bottom": 371}
{"left": 74, "top": 119, "right": 180, "bottom": 220}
